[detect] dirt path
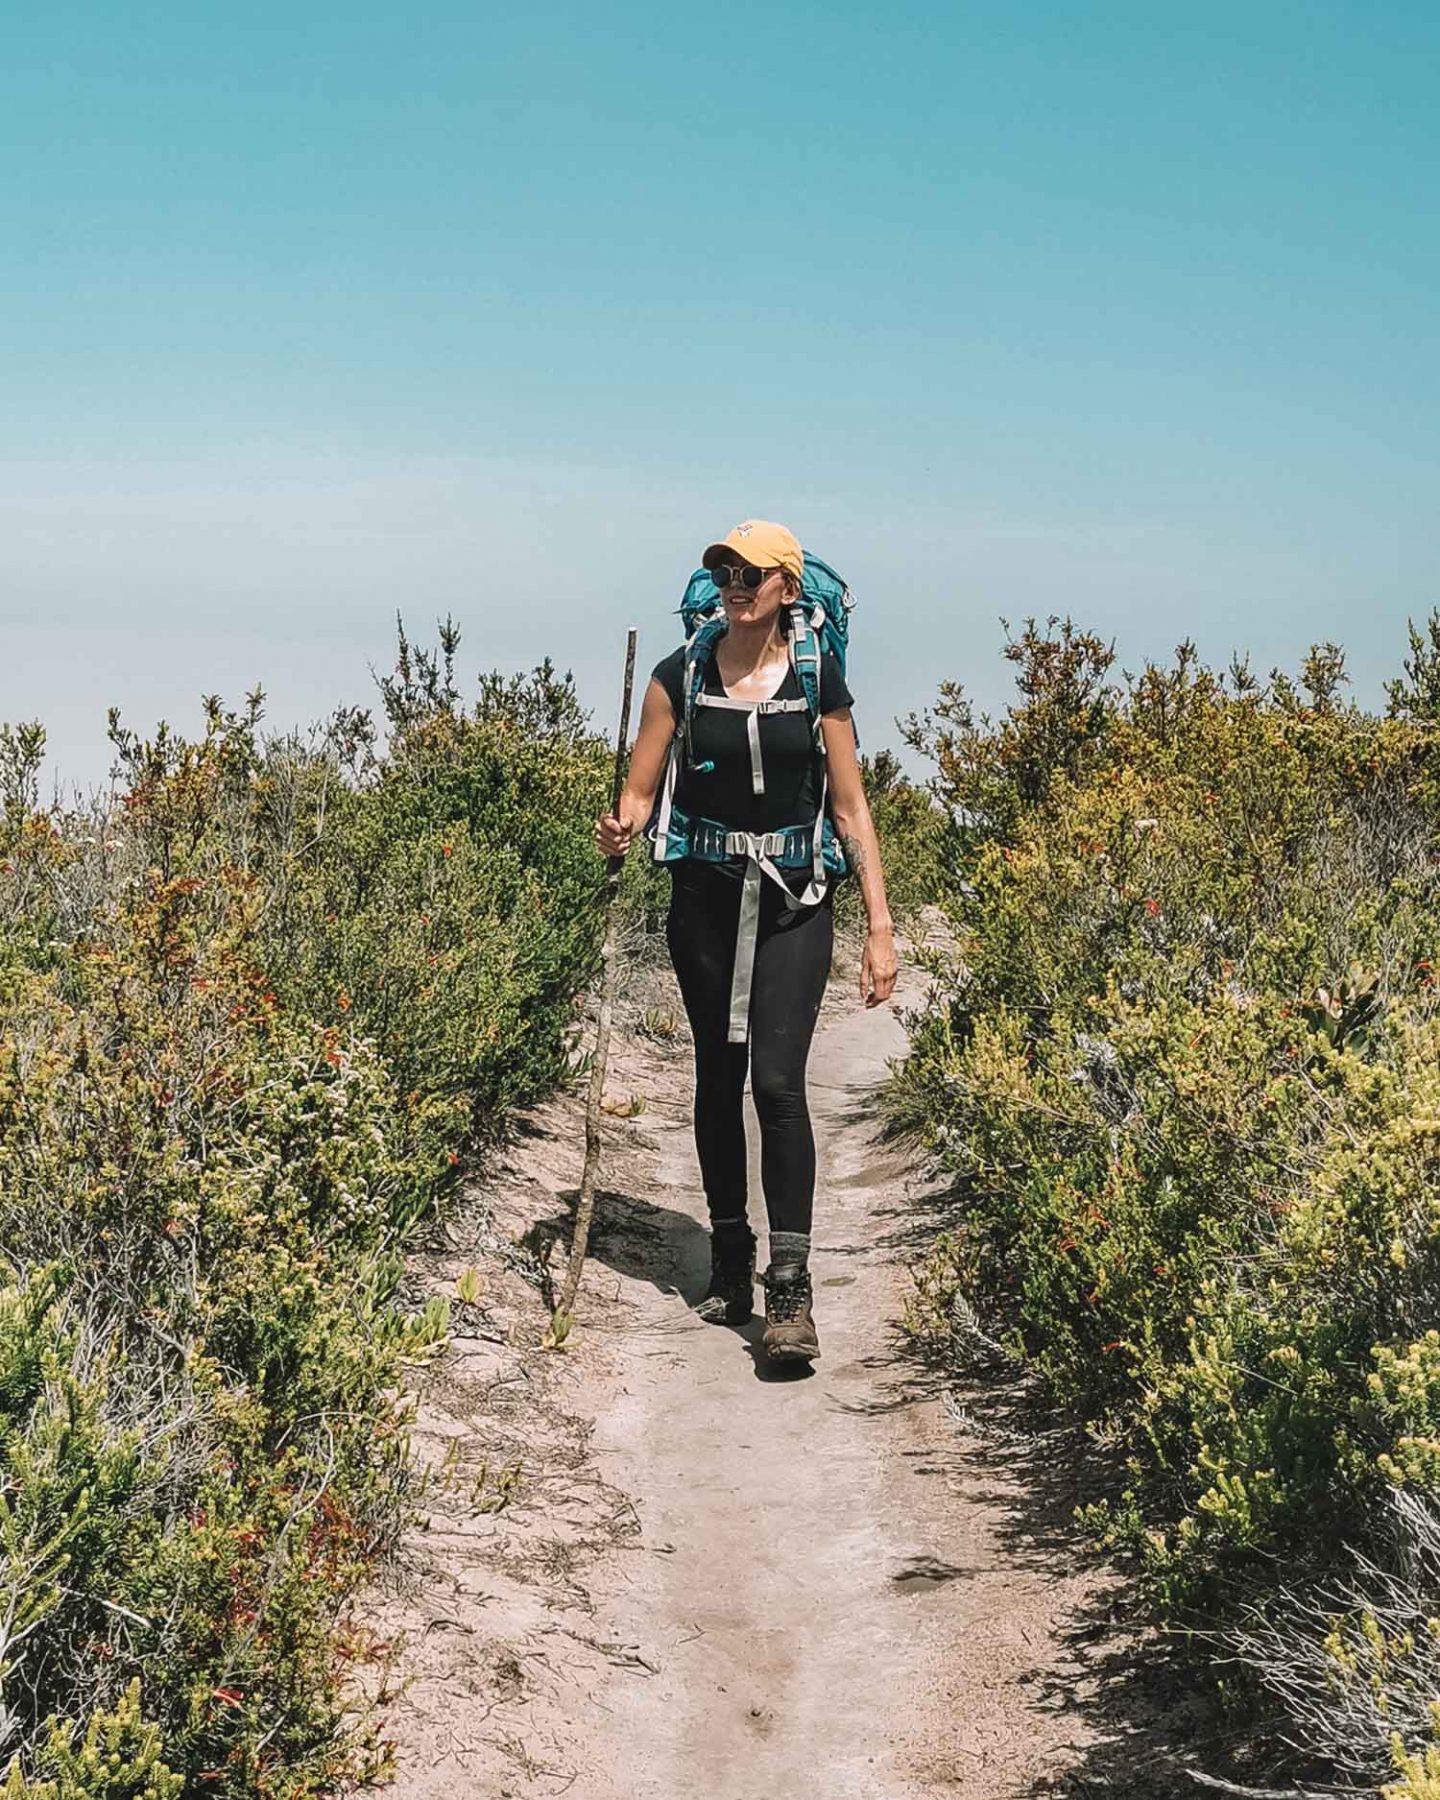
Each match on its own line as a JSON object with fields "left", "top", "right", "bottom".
{"left": 368, "top": 946, "right": 1124, "bottom": 1798}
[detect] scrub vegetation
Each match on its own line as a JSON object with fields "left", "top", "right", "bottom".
{"left": 889, "top": 611, "right": 1440, "bottom": 1792}
{"left": 0, "top": 625, "right": 611, "bottom": 1797}
{"left": 832, "top": 746, "right": 947, "bottom": 941}
{"left": 33, "top": 594, "right": 1436, "bottom": 1793}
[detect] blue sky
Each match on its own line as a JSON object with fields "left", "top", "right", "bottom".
{"left": 5, "top": 0, "right": 1438, "bottom": 792}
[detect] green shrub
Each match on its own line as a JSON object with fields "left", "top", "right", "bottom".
{"left": 890, "top": 612, "right": 1440, "bottom": 1780}
{"left": 7, "top": 1679, "right": 183, "bottom": 1799}
{"left": 0, "top": 628, "right": 608, "bottom": 1794}
{"left": 832, "top": 748, "right": 946, "bottom": 940}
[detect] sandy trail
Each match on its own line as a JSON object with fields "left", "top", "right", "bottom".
{"left": 369, "top": 946, "right": 1121, "bottom": 1799}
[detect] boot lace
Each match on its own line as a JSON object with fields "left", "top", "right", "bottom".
{"left": 764, "top": 1271, "right": 811, "bottom": 1323}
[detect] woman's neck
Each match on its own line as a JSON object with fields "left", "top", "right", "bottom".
{"left": 719, "top": 617, "right": 786, "bottom": 672}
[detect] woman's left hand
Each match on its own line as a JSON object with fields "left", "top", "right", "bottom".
{"left": 860, "top": 927, "right": 898, "bottom": 1008}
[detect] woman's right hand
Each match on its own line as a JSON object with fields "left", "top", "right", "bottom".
{"left": 594, "top": 812, "right": 634, "bottom": 858}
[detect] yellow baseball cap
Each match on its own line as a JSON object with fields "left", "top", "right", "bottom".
{"left": 701, "top": 519, "right": 804, "bottom": 583}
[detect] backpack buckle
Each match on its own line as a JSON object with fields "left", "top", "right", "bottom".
{"left": 722, "top": 829, "right": 788, "bottom": 860}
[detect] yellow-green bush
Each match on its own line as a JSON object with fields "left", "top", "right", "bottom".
{"left": 891, "top": 615, "right": 1440, "bottom": 1781}
{"left": 1389, "top": 1736, "right": 1440, "bottom": 1800}
{"left": 0, "top": 630, "right": 608, "bottom": 1794}
{"left": 832, "top": 748, "right": 946, "bottom": 940}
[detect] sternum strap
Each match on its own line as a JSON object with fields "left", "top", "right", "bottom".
{"left": 692, "top": 692, "right": 809, "bottom": 797}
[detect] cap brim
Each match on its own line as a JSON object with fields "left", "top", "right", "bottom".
{"left": 701, "top": 542, "right": 751, "bottom": 572}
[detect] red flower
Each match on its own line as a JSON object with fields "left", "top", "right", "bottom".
{"left": 1143, "top": 897, "right": 1161, "bottom": 916}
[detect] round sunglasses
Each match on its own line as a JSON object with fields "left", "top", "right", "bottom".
{"left": 709, "top": 563, "right": 778, "bottom": 593}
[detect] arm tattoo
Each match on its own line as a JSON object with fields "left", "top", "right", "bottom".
{"left": 841, "top": 833, "right": 867, "bottom": 877}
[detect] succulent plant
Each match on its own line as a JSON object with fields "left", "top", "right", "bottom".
{"left": 1300, "top": 964, "right": 1383, "bottom": 1051}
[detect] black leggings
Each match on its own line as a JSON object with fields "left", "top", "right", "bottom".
{"left": 665, "top": 863, "right": 834, "bottom": 1240}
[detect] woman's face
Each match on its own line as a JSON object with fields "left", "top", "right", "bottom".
{"left": 713, "top": 559, "right": 792, "bottom": 632}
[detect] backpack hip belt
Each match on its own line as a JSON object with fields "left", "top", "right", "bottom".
{"left": 649, "top": 624, "right": 836, "bottom": 1045}
{"left": 670, "top": 807, "right": 841, "bottom": 1043}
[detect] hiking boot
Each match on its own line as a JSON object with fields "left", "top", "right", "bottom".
{"left": 761, "top": 1263, "right": 820, "bottom": 1362}
{"left": 694, "top": 1232, "right": 756, "bottom": 1325}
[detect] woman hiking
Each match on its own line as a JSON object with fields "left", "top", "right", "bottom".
{"left": 594, "top": 519, "right": 898, "bottom": 1364}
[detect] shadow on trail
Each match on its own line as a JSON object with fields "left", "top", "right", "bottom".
{"left": 507, "top": 1099, "right": 1257, "bottom": 1785}
{"left": 932, "top": 1382, "right": 1213, "bottom": 1798}
{"left": 739, "top": 1323, "right": 818, "bottom": 1383}
{"left": 859, "top": 1178, "right": 1317, "bottom": 1796}
{"left": 526, "top": 1186, "right": 887, "bottom": 1385}
{"left": 521, "top": 1185, "right": 710, "bottom": 1307}
{"left": 875, "top": 1306, "right": 1329, "bottom": 1792}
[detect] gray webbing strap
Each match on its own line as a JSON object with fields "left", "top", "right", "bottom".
{"left": 719, "top": 828, "right": 828, "bottom": 1044}
{"left": 731, "top": 857, "right": 766, "bottom": 1036}
{"left": 651, "top": 733, "right": 679, "bottom": 858}
{"left": 693, "top": 691, "right": 808, "bottom": 798}
{"left": 693, "top": 694, "right": 809, "bottom": 714}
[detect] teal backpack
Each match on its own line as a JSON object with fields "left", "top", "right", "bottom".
{"left": 647, "top": 553, "right": 858, "bottom": 1043}
{"left": 676, "top": 552, "right": 856, "bottom": 724}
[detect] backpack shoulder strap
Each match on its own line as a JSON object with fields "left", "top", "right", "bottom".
{"left": 786, "top": 602, "right": 833, "bottom": 893}
{"left": 681, "top": 615, "right": 727, "bottom": 772}
{"left": 651, "top": 617, "right": 720, "bottom": 857}
{"left": 786, "top": 603, "right": 822, "bottom": 735}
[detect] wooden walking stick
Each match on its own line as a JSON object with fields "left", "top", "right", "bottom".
{"left": 544, "top": 626, "right": 638, "bottom": 1350}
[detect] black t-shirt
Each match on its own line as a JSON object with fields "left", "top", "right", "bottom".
{"left": 650, "top": 642, "right": 854, "bottom": 889}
